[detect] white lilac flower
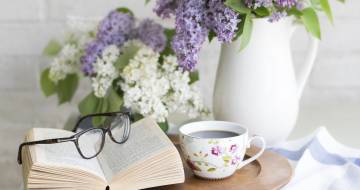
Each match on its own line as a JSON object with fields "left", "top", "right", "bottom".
{"left": 91, "top": 45, "right": 120, "bottom": 97}
{"left": 64, "top": 28, "right": 94, "bottom": 48}
{"left": 66, "top": 16, "right": 98, "bottom": 33}
{"left": 48, "top": 22, "right": 95, "bottom": 83}
{"left": 49, "top": 44, "right": 80, "bottom": 83}
{"left": 102, "top": 44, "right": 120, "bottom": 63}
{"left": 161, "top": 55, "right": 178, "bottom": 72}
{"left": 92, "top": 77, "right": 112, "bottom": 98}
{"left": 119, "top": 41, "right": 206, "bottom": 122}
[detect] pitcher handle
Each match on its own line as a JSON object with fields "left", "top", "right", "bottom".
{"left": 237, "top": 136, "right": 266, "bottom": 169}
{"left": 292, "top": 28, "right": 319, "bottom": 99}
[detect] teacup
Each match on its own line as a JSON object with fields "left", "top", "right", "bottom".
{"left": 179, "top": 121, "right": 266, "bottom": 179}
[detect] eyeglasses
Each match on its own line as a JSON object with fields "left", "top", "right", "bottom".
{"left": 17, "top": 111, "right": 131, "bottom": 165}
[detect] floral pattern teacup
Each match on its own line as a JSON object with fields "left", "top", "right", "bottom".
{"left": 179, "top": 121, "right": 266, "bottom": 179}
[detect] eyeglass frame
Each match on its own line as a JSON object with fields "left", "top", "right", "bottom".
{"left": 17, "top": 111, "right": 131, "bottom": 165}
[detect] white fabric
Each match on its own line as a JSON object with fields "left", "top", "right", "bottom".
{"left": 270, "top": 127, "right": 360, "bottom": 190}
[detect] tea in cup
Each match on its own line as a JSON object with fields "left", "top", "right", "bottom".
{"left": 179, "top": 121, "right": 266, "bottom": 179}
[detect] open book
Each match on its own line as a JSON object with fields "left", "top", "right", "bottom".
{"left": 20, "top": 118, "right": 185, "bottom": 190}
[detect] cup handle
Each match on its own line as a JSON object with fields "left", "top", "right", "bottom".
{"left": 237, "top": 135, "right": 266, "bottom": 169}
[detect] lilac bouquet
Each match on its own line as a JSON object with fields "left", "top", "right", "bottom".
{"left": 153, "top": 0, "right": 343, "bottom": 70}
{"left": 40, "top": 8, "right": 207, "bottom": 130}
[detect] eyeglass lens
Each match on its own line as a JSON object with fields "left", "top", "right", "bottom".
{"left": 109, "top": 114, "right": 130, "bottom": 143}
{"left": 77, "top": 128, "right": 104, "bottom": 158}
{"left": 77, "top": 114, "right": 130, "bottom": 158}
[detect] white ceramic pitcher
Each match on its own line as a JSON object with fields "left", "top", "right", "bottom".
{"left": 213, "top": 17, "right": 319, "bottom": 146}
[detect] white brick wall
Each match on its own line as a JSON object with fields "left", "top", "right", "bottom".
{"left": 47, "top": 0, "right": 155, "bottom": 20}
{"left": 302, "top": 0, "right": 360, "bottom": 104}
{"left": 0, "top": 23, "right": 66, "bottom": 55}
{"left": 0, "top": 0, "right": 359, "bottom": 115}
{"left": 0, "top": 0, "right": 45, "bottom": 21}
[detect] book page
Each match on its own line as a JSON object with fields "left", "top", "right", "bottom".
{"left": 97, "top": 118, "right": 173, "bottom": 182}
{"left": 30, "top": 128, "right": 106, "bottom": 180}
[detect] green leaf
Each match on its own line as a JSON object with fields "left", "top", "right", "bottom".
{"left": 287, "top": 7, "right": 303, "bottom": 17}
{"left": 336, "top": 0, "right": 345, "bottom": 3}
{"left": 162, "top": 29, "right": 176, "bottom": 56}
{"left": 207, "top": 168, "right": 216, "bottom": 172}
{"left": 253, "top": 7, "right": 270, "bottom": 17}
{"left": 301, "top": 8, "right": 321, "bottom": 39}
{"left": 88, "top": 31, "right": 96, "bottom": 38}
{"left": 224, "top": 0, "right": 251, "bottom": 14}
{"left": 320, "top": 0, "right": 333, "bottom": 23}
{"left": 239, "top": 13, "right": 253, "bottom": 51}
{"left": 40, "top": 68, "right": 56, "bottom": 97}
{"left": 145, "top": 0, "right": 151, "bottom": 4}
{"left": 208, "top": 30, "right": 217, "bottom": 42}
{"left": 43, "top": 40, "right": 62, "bottom": 57}
{"left": 189, "top": 70, "right": 199, "bottom": 84}
{"left": 233, "top": 15, "right": 246, "bottom": 41}
{"left": 164, "top": 28, "right": 176, "bottom": 40}
{"left": 132, "top": 113, "right": 144, "bottom": 122}
{"left": 107, "top": 86, "right": 123, "bottom": 112}
{"left": 116, "top": 7, "right": 134, "bottom": 16}
{"left": 57, "top": 74, "right": 79, "bottom": 104}
{"left": 79, "top": 92, "right": 99, "bottom": 116}
{"left": 310, "top": 0, "right": 323, "bottom": 10}
{"left": 158, "top": 120, "right": 169, "bottom": 132}
{"left": 92, "top": 98, "right": 109, "bottom": 127}
{"left": 310, "top": 0, "right": 320, "bottom": 6}
{"left": 114, "top": 44, "right": 140, "bottom": 71}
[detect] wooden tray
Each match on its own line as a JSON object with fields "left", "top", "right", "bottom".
{"left": 150, "top": 136, "right": 292, "bottom": 190}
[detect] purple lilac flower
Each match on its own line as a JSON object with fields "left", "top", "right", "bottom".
{"left": 136, "top": 19, "right": 167, "bottom": 52}
{"left": 244, "top": 0, "right": 253, "bottom": 7}
{"left": 171, "top": 0, "right": 208, "bottom": 71}
{"left": 206, "top": 0, "right": 240, "bottom": 43}
{"left": 254, "top": 0, "right": 273, "bottom": 8}
{"left": 80, "top": 40, "right": 106, "bottom": 75}
{"left": 268, "top": 11, "right": 288, "bottom": 22}
{"left": 153, "top": 0, "right": 178, "bottom": 19}
{"left": 81, "top": 10, "right": 135, "bottom": 75}
{"left": 275, "top": 0, "right": 298, "bottom": 8}
{"left": 97, "top": 10, "right": 135, "bottom": 47}
{"left": 296, "top": 1, "right": 305, "bottom": 10}
{"left": 245, "top": 0, "right": 272, "bottom": 8}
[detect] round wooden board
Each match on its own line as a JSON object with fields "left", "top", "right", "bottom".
{"left": 149, "top": 135, "right": 292, "bottom": 190}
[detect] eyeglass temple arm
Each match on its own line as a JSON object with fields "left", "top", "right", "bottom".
{"left": 17, "top": 137, "right": 74, "bottom": 165}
